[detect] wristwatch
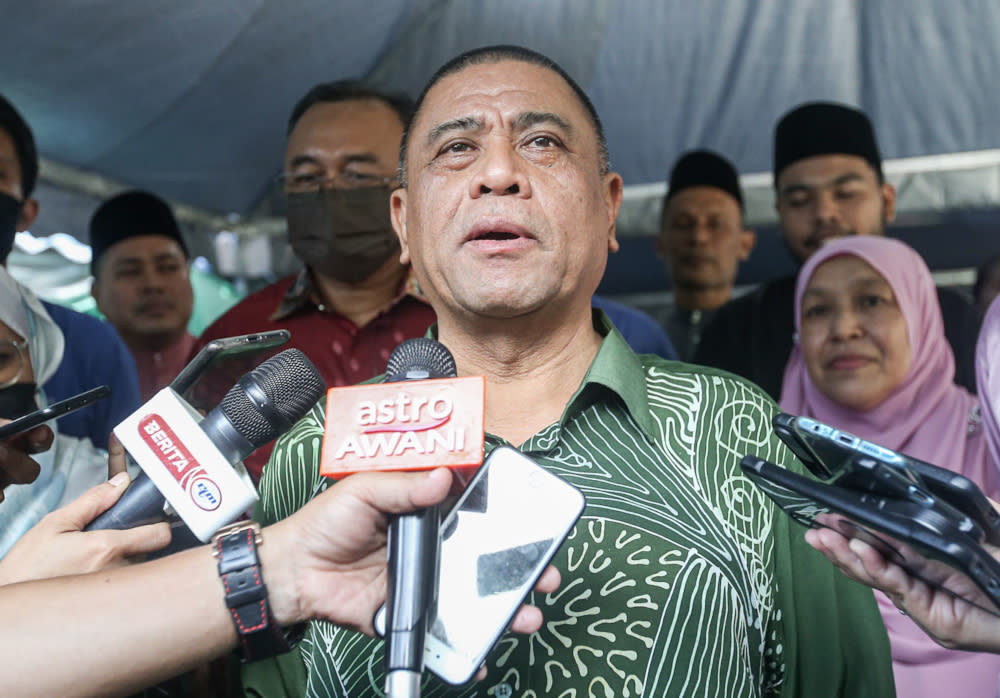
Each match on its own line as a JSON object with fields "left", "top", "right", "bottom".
{"left": 212, "top": 520, "right": 304, "bottom": 662}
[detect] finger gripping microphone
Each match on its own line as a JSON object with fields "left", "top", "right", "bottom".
{"left": 383, "top": 339, "right": 456, "bottom": 698}
{"left": 86, "top": 349, "right": 325, "bottom": 541}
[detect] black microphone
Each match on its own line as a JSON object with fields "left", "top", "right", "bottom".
{"left": 86, "top": 349, "right": 325, "bottom": 535}
{"left": 383, "top": 338, "right": 455, "bottom": 698}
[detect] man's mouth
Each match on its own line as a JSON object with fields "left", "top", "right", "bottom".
{"left": 471, "top": 231, "right": 520, "bottom": 241}
{"left": 463, "top": 219, "right": 534, "bottom": 246}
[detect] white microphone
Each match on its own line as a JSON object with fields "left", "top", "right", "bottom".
{"left": 86, "top": 349, "right": 324, "bottom": 542}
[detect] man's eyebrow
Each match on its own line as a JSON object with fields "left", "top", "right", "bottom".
{"left": 511, "top": 111, "right": 572, "bottom": 135}
{"left": 426, "top": 117, "right": 483, "bottom": 147}
{"left": 287, "top": 155, "right": 322, "bottom": 170}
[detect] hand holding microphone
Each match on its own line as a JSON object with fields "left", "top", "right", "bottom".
{"left": 320, "top": 338, "right": 485, "bottom": 698}
{"left": 86, "top": 349, "right": 325, "bottom": 540}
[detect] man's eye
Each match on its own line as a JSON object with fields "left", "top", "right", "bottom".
{"left": 292, "top": 173, "right": 322, "bottom": 187}
{"left": 443, "top": 142, "right": 472, "bottom": 154}
{"left": 785, "top": 195, "right": 809, "bottom": 208}
{"left": 527, "top": 135, "right": 557, "bottom": 148}
{"left": 343, "top": 171, "right": 377, "bottom": 184}
{"left": 835, "top": 189, "right": 860, "bottom": 201}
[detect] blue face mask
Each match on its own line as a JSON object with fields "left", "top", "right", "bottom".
{"left": 0, "top": 192, "right": 22, "bottom": 264}
{"left": 0, "top": 382, "right": 37, "bottom": 420}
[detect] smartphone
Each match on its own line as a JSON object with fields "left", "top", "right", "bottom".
{"left": 0, "top": 385, "right": 111, "bottom": 440}
{"left": 774, "top": 412, "right": 1000, "bottom": 544}
{"left": 170, "top": 330, "right": 290, "bottom": 410}
{"left": 375, "top": 445, "right": 586, "bottom": 685}
{"left": 741, "top": 454, "right": 1000, "bottom": 615}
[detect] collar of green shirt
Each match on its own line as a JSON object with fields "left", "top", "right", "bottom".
{"left": 426, "top": 308, "right": 657, "bottom": 446}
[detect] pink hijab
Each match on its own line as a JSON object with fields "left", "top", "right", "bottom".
{"left": 780, "top": 237, "right": 1000, "bottom": 698}
{"left": 976, "top": 295, "right": 1000, "bottom": 471}
{"left": 779, "top": 236, "right": 994, "bottom": 493}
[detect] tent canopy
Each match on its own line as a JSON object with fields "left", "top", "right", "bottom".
{"left": 5, "top": 0, "right": 1000, "bottom": 293}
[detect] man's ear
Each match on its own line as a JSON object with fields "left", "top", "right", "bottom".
{"left": 391, "top": 188, "right": 410, "bottom": 264}
{"left": 738, "top": 228, "right": 757, "bottom": 262}
{"left": 16, "top": 197, "right": 38, "bottom": 232}
{"left": 881, "top": 182, "right": 897, "bottom": 224}
{"left": 604, "top": 172, "right": 623, "bottom": 254}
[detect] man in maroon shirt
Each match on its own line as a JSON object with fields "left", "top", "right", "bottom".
{"left": 90, "top": 190, "right": 197, "bottom": 402}
{"left": 191, "top": 81, "right": 435, "bottom": 482}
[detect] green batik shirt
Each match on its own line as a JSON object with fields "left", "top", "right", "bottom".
{"left": 242, "top": 313, "right": 894, "bottom": 698}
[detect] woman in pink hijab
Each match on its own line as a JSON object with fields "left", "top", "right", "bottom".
{"left": 780, "top": 236, "right": 1000, "bottom": 698}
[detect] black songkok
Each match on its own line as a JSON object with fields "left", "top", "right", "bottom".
{"left": 89, "top": 190, "right": 188, "bottom": 274}
{"left": 773, "top": 101, "right": 883, "bottom": 183}
{"left": 666, "top": 149, "right": 743, "bottom": 211}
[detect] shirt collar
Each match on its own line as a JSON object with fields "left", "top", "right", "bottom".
{"left": 561, "top": 309, "right": 656, "bottom": 440}
{"left": 427, "top": 309, "right": 656, "bottom": 443}
{"left": 270, "top": 266, "right": 426, "bottom": 321}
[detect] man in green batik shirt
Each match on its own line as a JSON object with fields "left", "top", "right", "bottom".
{"left": 242, "top": 46, "right": 895, "bottom": 698}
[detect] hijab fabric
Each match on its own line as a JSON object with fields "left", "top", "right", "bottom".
{"left": 976, "top": 295, "right": 1000, "bottom": 470}
{"left": 780, "top": 236, "right": 994, "bottom": 491}
{"left": 0, "top": 266, "right": 67, "bottom": 558}
{"left": 780, "top": 236, "right": 1000, "bottom": 698}
{"left": 0, "top": 265, "right": 64, "bottom": 386}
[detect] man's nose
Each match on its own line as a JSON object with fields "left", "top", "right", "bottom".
{"left": 815, "top": 190, "right": 840, "bottom": 224}
{"left": 469, "top": 141, "right": 531, "bottom": 198}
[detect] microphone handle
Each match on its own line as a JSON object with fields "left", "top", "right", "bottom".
{"left": 84, "top": 471, "right": 168, "bottom": 531}
{"left": 384, "top": 503, "right": 440, "bottom": 696}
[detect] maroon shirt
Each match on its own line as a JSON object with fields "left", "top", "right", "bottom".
{"left": 132, "top": 331, "right": 198, "bottom": 402}
{"left": 190, "top": 269, "right": 436, "bottom": 482}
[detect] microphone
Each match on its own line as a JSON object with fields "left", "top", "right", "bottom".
{"left": 319, "top": 338, "right": 485, "bottom": 698}
{"left": 383, "top": 339, "right": 454, "bottom": 698}
{"left": 86, "top": 349, "right": 325, "bottom": 541}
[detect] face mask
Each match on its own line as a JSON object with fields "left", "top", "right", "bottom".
{"left": 286, "top": 186, "right": 400, "bottom": 284}
{"left": 0, "top": 382, "right": 38, "bottom": 420}
{"left": 0, "top": 192, "right": 22, "bottom": 264}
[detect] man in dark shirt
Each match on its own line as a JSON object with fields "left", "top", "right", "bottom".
{"left": 654, "top": 149, "right": 755, "bottom": 360}
{"left": 694, "top": 102, "right": 980, "bottom": 399}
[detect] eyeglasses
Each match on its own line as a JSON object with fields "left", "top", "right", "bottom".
{"left": 276, "top": 171, "right": 398, "bottom": 193}
{"left": 0, "top": 338, "right": 28, "bottom": 389}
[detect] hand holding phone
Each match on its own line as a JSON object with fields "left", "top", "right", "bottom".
{"left": 773, "top": 412, "right": 1000, "bottom": 544}
{"left": 0, "top": 386, "right": 110, "bottom": 441}
{"left": 741, "top": 454, "right": 1000, "bottom": 616}
{"left": 375, "top": 446, "right": 585, "bottom": 685}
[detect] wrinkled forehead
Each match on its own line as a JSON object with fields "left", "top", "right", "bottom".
{"left": 411, "top": 60, "right": 594, "bottom": 145}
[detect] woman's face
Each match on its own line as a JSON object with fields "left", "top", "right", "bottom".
{"left": 799, "top": 255, "right": 910, "bottom": 412}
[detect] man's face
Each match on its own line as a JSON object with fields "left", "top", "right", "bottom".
{"left": 391, "top": 60, "right": 623, "bottom": 323}
{"left": 775, "top": 154, "right": 896, "bottom": 264}
{"left": 92, "top": 235, "right": 193, "bottom": 347}
{"left": 657, "top": 186, "right": 754, "bottom": 296}
{"left": 0, "top": 128, "right": 38, "bottom": 232}
{"left": 283, "top": 99, "right": 403, "bottom": 194}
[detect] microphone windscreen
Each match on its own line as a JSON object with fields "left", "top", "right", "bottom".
{"left": 220, "top": 348, "right": 325, "bottom": 448}
{"left": 385, "top": 338, "right": 457, "bottom": 381}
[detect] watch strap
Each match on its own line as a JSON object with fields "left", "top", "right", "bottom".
{"left": 214, "top": 522, "right": 295, "bottom": 662}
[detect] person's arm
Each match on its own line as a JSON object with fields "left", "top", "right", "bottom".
{"left": 806, "top": 525, "right": 1000, "bottom": 653}
{"left": 0, "top": 468, "right": 556, "bottom": 698}
{"left": 0, "top": 434, "right": 169, "bottom": 585}
{"left": 0, "top": 470, "right": 171, "bottom": 585}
